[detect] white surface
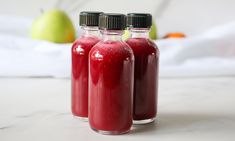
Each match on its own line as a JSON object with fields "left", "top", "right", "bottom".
{"left": 0, "top": 34, "right": 71, "bottom": 78}
{"left": 157, "top": 21, "right": 235, "bottom": 77}
{"left": 0, "top": 77, "right": 235, "bottom": 140}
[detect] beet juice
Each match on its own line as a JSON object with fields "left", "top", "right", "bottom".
{"left": 89, "top": 14, "right": 134, "bottom": 134}
{"left": 126, "top": 13, "right": 159, "bottom": 124}
{"left": 71, "top": 12, "right": 102, "bottom": 120}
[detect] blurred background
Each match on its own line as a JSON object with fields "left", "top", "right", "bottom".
{"left": 1, "top": 0, "right": 235, "bottom": 36}
{"left": 0, "top": 0, "right": 235, "bottom": 77}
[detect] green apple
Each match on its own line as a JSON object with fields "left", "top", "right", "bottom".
{"left": 122, "top": 21, "right": 158, "bottom": 41}
{"left": 31, "top": 9, "right": 76, "bottom": 43}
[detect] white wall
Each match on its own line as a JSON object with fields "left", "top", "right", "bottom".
{"left": 157, "top": 0, "right": 235, "bottom": 36}
{"left": 0, "top": 0, "right": 235, "bottom": 36}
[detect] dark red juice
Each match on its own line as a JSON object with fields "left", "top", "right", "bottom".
{"left": 71, "top": 36, "right": 100, "bottom": 118}
{"left": 71, "top": 11, "right": 102, "bottom": 119}
{"left": 89, "top": 40, "right": 134, "bottom": 133}
{"left": 126, "top": 38, "right": 159, "bottom": 121}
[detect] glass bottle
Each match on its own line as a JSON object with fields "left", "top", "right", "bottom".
{"left": 126, "top": 13, "right": 159, "bottom": 124}
{"left": 89, "top": 14, "right": 134, "bottom": 134}
{"left": 71, "top": 11, "right": 103, "bottom": 120}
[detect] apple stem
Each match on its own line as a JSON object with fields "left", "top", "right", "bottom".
{"left": 153, "top": 0, "right": 171, "bottom": 19}
{"left": 54, "top": 0, "right": 63, "bottom": 8}
{"left": 40, "top": 8, "right": 44, "bottom": 14}
{"left": 67, "top": 0, "right": 93, "bottom": 12}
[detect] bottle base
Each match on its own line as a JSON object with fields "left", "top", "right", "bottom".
{"left": 133, "top": 117, "right": 156, "bottom": 125}
{"left": 91, "top": 127, "right": 130, "bottom": 135}
{"left": 73, "top": 116, "right": 88, "bottom": 122}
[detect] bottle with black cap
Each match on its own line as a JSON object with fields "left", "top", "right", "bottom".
{"left": 89, "top": 13, "right": 134, "bottom": 135}
{"left": 126, "top": 13, "right": 159, "bottom": 124}
{"left": 71, "top": 11, "right": 103, "bottom": 120}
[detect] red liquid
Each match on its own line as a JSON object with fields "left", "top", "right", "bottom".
{"left": 71, "top": 36, "right": 100, "bottom": 118}
{"left": 126, "top": 38, "right": 159, "bottom": 121}
{"left": 89, "top": 40, "right": 134, "bottom": 133}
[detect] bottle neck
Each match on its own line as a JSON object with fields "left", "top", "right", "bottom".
{"left": 101, "top": 30, "right": 124, "bottom": 41}
{"left": 81, "top": 26, "right": 99, "bottom": 37}
{"left": 129, "top": 28, "right": 150, "bottom": 38}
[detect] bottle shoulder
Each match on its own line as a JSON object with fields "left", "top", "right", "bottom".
{"left": 72, "top": 36, "right": 99, "bottom": 47}
{"left": 126, "top": 38, "right": 159, "bottom": 55}
{"left": 90, "top": 40, "right": 134, "bottom": 61}
{"left": 72, "top": 36, "right": 100, "bottom": 50}
{"left": 92, "top": 40, "right": 132, "bottom": 52}
{"left": 72, "top": 36, "right": 100, "bottom": 55}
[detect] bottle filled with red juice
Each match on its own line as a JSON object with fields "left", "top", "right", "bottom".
{"left": 126, "top": 13, "right": 159, "bottom": 124}
{"left": 71, "top": 11, "right": 103, "bottom": 120}
{"left": 89, "top": 14, "right": 134, "bottom": 134}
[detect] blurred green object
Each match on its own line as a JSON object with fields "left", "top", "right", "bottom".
{"left": 31, "top": 9, "right": 76, "bottom": 43}
{"left": 149, "top": 22, "right": 158, "bottom": 40}
{"left": 122, "top": 30, "right": 130, "bottom": 41}
{"left": 122, "top": 21, "right": 158, "bottom": 41}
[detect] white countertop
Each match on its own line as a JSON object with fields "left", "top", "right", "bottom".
{"left": 0, "top": 77, "right": 235, "bottom": 141}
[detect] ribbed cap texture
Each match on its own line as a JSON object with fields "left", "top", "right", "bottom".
{"left": 127, "top": 13, "right": 152, "bottom": 28}
{"left": 99, "top": 13, "right": 126, "bottom": 30}
{"left": 79, "top": 11, "right": 103, "bottom": 26}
